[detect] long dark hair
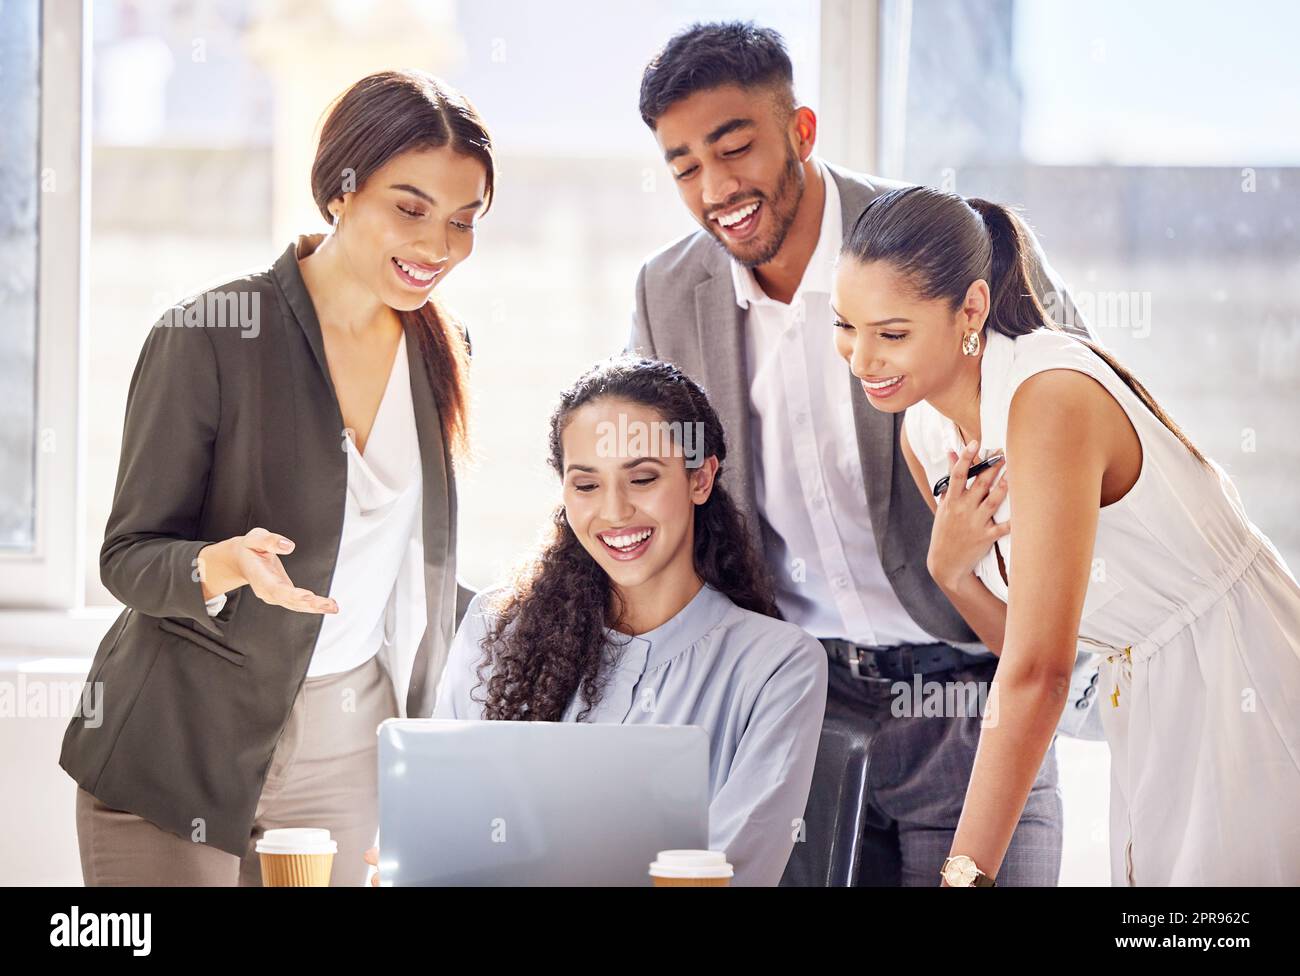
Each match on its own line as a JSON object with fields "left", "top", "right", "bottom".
{"left": 476, "top": 356, "right": 780, "bottom": 722}
{"left": 842, "top": 185, "right": 1206, "bottom": 465}
{"left": 310, "top": 69, "right": 496, "bottom": 462}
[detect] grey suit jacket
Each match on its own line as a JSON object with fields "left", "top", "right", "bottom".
{"left": 60, "top": 235, "right": 463, "bottom": 857}
{"left": 627, "top": 161, "right": 1093, "bottom": 645}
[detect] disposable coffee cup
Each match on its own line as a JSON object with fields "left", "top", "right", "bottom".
{"left": 649, "top": 849, "right": 733, "bottom": 887}
{"left": 255, "top": 828, "right": 337, "bottom": 887}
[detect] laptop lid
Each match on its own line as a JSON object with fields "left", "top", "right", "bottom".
{"left": 377, "top": 719, "right": 710, "bottom": 886}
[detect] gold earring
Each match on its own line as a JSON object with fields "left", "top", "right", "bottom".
{"left": 962, "top": 330, "right": 981, "bottom": 356}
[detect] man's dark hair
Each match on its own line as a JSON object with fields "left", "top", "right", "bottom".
{"left": 639, "top": 21, "right": 795, "bottom": 129}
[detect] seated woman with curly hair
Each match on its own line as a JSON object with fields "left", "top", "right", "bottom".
{"left": 429, "top": 355, "right": 828, "bottom": 885}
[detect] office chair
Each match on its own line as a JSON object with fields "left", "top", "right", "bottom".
{"left": 779, "top": 706, "right": 884, "bottom": 886}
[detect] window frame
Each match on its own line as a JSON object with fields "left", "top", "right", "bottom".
{"left": 0, "top": 1, "right": 115, "bottom": 654}
{"left": 817, "top": 0, "right": 883, "bottom": 174}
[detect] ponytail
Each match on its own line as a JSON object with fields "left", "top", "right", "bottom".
{"left": 404, "top": 299, "right": 472, "bottom": 463}
{"left": 964, "top": 198, "right": 1050, "bottom": 339}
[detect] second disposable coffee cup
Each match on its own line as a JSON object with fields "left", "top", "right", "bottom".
{"left": 649, "top": 849, "right": 733, "bottom": 887}
{"left": 255, "top": 828, "right": 337, "bottom": 887}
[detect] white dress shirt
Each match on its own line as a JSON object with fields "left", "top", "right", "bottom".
{"left": 732, "top": 158, "right": 935, "bottom": 647}
{"left": 205, "top": 330, "right": 423, "bottom": 678}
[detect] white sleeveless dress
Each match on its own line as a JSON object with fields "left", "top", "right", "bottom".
{"left": 904, "top": 327, "right": 1300, "bottom": 886}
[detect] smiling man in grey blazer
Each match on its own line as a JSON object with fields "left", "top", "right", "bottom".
{"left": 627, "top": 22, "right": 1097, "bottom": 886}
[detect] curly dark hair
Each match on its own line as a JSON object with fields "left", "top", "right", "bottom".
{"left": 474, "top": 356, "right": 781, "bottom": 721}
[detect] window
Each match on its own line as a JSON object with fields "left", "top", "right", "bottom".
{"left": 0, "top": 0, "right": 89, "bottom": 614}
{"left": 0, "top": 2, "right": 41, "bottom": 554}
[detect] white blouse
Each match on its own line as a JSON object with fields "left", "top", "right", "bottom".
{"left": 205, "top": 330, "right": 423, "bottom": 679}
{"left": 732, "top": 160, "right": 942, "bottom": 649}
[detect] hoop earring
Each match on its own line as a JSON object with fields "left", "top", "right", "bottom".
{"left": 962, "top": 330, "right": 981, "bottom": 357}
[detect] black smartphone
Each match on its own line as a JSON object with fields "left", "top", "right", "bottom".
{"left": 932, "top": 454, "right": 1005, "bottom": 498}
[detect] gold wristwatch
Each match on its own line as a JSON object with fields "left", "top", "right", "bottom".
{"left": 941, "top": 855, "right": 996, "bottom": 887}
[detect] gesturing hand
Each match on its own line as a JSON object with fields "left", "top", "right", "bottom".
{"left": 926, "top": 440, "right": 1010, "bottom": 591}
{"left": 234, "top": 527, "right": 338, "bottom": 614}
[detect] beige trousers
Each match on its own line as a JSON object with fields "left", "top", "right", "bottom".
{"left": 76, "top": 652, "right": 399, "bottom": 886}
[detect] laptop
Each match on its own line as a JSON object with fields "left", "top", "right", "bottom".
{"left": 376, "top": 719, "right": 710, "bottom": 886}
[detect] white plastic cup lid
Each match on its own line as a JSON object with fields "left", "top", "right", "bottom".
{"left": 255, "top": 827, "right": 338, "bottom": 855}
{"left": 648, "top": 849, "right": 734, "bottom": 878}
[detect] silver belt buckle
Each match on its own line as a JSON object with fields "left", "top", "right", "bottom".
{"left": 848, "top": 643, "right": 897, "bottom": 686}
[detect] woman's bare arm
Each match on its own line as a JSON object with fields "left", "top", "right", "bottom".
{"left": 943, "top": 369, "right": 1110, "bottom": 881}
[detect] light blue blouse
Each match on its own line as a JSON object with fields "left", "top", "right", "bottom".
{"left": 432, "top": 581, "right": 829, "bottom": 886}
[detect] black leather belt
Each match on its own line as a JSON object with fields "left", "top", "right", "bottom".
{"left": 819, "top": 638, "right": 988, "bottom": 684}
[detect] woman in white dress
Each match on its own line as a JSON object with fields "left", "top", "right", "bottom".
{"left": 829, "top": 184, "right": 1300, "bottom": 886}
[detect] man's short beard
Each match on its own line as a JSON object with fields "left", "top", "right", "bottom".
{"left": 714, "top": 145, "right": 806, "bottom": 269}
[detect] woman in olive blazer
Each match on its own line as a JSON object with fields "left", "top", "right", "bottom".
{"left": 59, "top": 69, "right": 491, "bottom": 882}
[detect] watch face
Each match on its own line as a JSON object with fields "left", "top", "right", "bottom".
{"left": 944, "top": 855, "right": 978, "bottom": 886}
